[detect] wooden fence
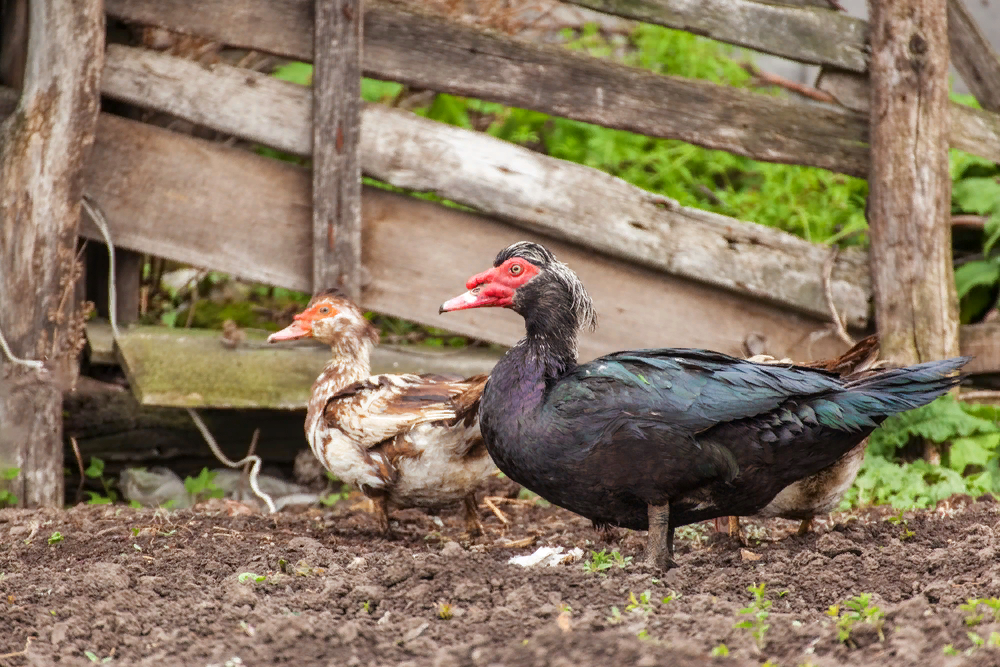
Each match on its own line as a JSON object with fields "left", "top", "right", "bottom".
{"left": 0, "top": 0, "right": 997, "bottom": 374}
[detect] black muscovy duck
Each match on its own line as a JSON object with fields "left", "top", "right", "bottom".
{"left": 440, "top": 241, "right": 970, "bottom": 570}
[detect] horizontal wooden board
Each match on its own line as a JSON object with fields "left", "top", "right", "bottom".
{"left": 77, "top": 111, "right": 862, "bottom": 367}
{"left": 103, "top": 323, "right": 502, "bottom": 408}
{"left": 99, "top": 44, "right": 871, "bottom": 326}
{"left": 564, "top": 0, "right": 868, "bottom": 71}
{"left": 103, "top": 0, "right": 1000, "bottom": 176}
{"left": 960, "top": 323, "right": 1000, "bottom": 376}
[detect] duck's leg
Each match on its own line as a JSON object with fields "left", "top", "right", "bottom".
{"left": 646, "top": 503, "right": 678, "bottom": 571}
{"left": 728, "top": 515, "right": 748, "bottom": 545}
{"left": 463, "top": 492, "right": 485, "bottom": 537}
{"left": 371, "top": 493, "right": 393, "bottom": 537}
{"left": 797, "top": 518, "right": 813, "bottom": 536}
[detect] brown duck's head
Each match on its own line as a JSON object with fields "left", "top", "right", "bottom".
{"left": 267, "top": 289, "right": 379, "bottom": 348}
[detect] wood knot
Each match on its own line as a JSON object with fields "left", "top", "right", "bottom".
{"left": 908, "top": 34, "right": 927, "bottom": 56}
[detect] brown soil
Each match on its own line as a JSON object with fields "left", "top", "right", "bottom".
{"left": 2, "top": 486, "right": 999, "bottom": 667}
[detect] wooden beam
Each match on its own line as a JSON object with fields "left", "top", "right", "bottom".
{"left": 312, "top": 0, "right": 363, "bottom": 298}
{"left": 74, "top": 111, "right": 856, "bottom": 364}
{"left": 97, "top": 45, "right": 871, "bottom": 326}
{"left": 562, "top": 0, "right": 868, "bottom": 72}
{"left": 947, "top": 0, "right": 1000, "bottom": 113}
{"left": 960, "top": 323, "right": 1000, "bottom": 376}
{"left": 867, "top": 0, "right": 959, "bottom": 366}
{"left": 0, "top": 0, "right": 104, "bottom": 507}
{"left": 102, "top": 322, "right": 502, "bottom": 408}
{"left": 102, "top": 1, "right": 1000, "bottom": 177}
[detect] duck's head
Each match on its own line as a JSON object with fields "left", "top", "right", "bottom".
{"left": 267, "top": 289, "right": 379, "bottom": 349}
{"left": 439, "top": 241, "right": 597, "bottom": 336}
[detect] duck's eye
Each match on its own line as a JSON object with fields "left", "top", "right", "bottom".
{"left": 510, "top": 264, "right": 523, "bottom": 276}
{"left": 318, "top": 306, "right": 331, "bottom": 315}
{"left": 471, "top": 286, "right": 482, "bottom": 295}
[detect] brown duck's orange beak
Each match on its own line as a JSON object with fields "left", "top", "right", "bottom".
{"left": 267, "top": 314, "right": 311, "bottom": 343}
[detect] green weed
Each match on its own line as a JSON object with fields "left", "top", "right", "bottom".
{"left": 710, "top": 643, "right": 730, "bottom": 657}
{"left": 84, "top": 458, "right": 118, "bottom": 504}
{"left": 47, "top": 532, "right": 63, "bottom": 545}
{"left": 734, "top": 582, "right": 773, "bottom": 650}
{"left": 828, "top": 593, "right": 884, "bottom": 647}
{"left": 183, "top": 468, "right": 224, "bottom": 503}
{"left": 961, "top": 598, "right": 1000, "bottom": 626}
{"left": 0, "top": 467, "right": 19, "bottom": 507}
{"left": 582, "top": 549, "right": 632, "bottom": 574}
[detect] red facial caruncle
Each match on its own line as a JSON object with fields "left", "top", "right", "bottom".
{"left": 439, "top": 257, "right": 540, "bottom": 313}
{"left": 267, "top": 300, "right": 339, "bottom": 342}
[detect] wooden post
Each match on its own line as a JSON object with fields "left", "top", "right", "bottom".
{"left": 867, "top": 0, "right": 960, "bottom": 368}
{"left": 312, "top": 0, "right": 363, "bottom": 299}
{"left": 0, "top": 0, "right": 104, "bottom": 507}
{"left": 947, "top": 0, "right": 1000, "bottom": 113}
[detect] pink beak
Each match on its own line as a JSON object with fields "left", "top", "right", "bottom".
{"left": 267, "top": 318, "right": 310, "bottom": 343}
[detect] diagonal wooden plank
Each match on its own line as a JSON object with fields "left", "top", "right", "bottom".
{"left": 563, "top": 0, "right": 869, "bottom": 72}
{"left": 97, "top": 46, "right": 871, "bottom": 326}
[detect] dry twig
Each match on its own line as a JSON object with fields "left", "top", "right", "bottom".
{"left": 70, "top": 436, "right": 85, "bottom": 504}
{"left": 0, "top": 636, "right": 34, "bottom": 659}
{"left": 482, "top": 496, "right": 511, "bottom": 525}
{"left": 821, "top": 246, "right": 855, "bottom": 347}
{"left": 741, "top": 62, "right": 837, "bottom": 104}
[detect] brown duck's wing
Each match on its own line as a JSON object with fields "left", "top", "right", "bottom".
{"left": 804, "top": 334, "right": 881, "bottom": 377}
{"left": 323, "top": 373, "right": 466, "bottom": 448}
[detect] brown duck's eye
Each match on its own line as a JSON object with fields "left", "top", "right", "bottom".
{"left": 510, "top": 264, "right": 523, "bottom": 276}
{"left": 318, "top": 306, "right": 331, "bottom": 315}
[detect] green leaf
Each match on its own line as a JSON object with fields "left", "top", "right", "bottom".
{"left": 985, "top": 210, "right": 1000, "bottom": 256}
{"left": 84, "top": 457, "right": 105, "bottom": 479}
{"left": 955, "top": 260, "right": 1000, "bottom": 299}
{"left": 948, "top": 433, "right": 1000, "bottom": 474}
{"left": 2, "top": 467, "right": 19, "bottom": 480}
{"left": 953, "top": 177, "right": 1000, "bottom": 215}
{"left": 271, "top": 61, "right": 313, "bottom": 86}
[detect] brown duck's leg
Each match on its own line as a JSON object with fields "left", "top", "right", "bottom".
{"left": 372, "top": 493, "right": 393, "bottom": 537}
{"left": 646, "top": 503, "right": 678, "bottom": 571}
{"left": 728, "top": 515, "right": 748, "bottom": 546}
{"left": 463, "top": 492, "right": 485, "bottom": 537}
{"left": 797, "top": 518, "right": 813, "bottom": 536}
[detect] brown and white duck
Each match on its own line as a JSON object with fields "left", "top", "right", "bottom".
{"left": 721, "top": 334, "right": 884, "bottom": 541}
{"left": 267, "top": 290, "right": 497, "bottom": 536}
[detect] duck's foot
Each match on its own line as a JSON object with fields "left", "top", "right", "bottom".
{"left": 463, "top": 493, "right": 485, "bottom": 538}
{"left": 646, "top": 503, "right": 679, "bottom": 571}
{"left": 796, "top": 518, "right": 813, "bottom": 536}
{"left": 728, "top": 515, "right": 748, "bottom": 546}
{"left": 372, "top": 494, "right": 395, "bottom": 538}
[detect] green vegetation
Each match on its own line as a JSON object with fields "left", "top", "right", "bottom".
{"left": 183, "top": 468, "right": 224, "bottom": 503}
{"left": 734, "top": 583, "right": 774, "bottom": 650}
{"left": 842, "top": 397, "right": 1000, "bottom": 510}
{"left": 47, "top": 532, "right": 64, "bottom": 545}
{"left": 582, "top": 549, "right": 632, "bottom": 574}
{"left": 84, "top": 457, "right": 118, "bottom": 505}
{"left": 828, "top": 593, "right": 884, "bottom": 647}
{"left": 0, "top": 467, "right": 19, "bottom": 507}
{"left": 961, "top": 597, "right": 1000, "bottom": 626}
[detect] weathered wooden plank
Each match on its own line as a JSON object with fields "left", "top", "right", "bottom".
{"left": 103, "top": 0, "right": 871, "bottom": 176}
{"left": 814, "top": 66, "right": 1000, "bottom": 169}
{"left": 867, "top": 0, "right": 959, "bottom": 367}
{"left": 108, "top": 324, "right": 502, "bottom": 408}
{"left": 98, "top": 45, "right": 870, "bottom": 326}
{"left": 960, "top": 323, "right": 1000, "bottom": 376}
{"left": 312, "top": 0, "right": 363, "bottom": 298}
{"left": 0, "top": 0, "right": 103, "bottom": 508}
{"left": 64, "top": 377, "right": 309, "bottom": 481}
{"left": 563, "top": 0, "right": 868, "bottom": 72}
{"left": 947, "top": 0, "right": 1000, "bottom": 113}
{"left": 103, "top": 1, "right": 1000, "bottom": 177}
{"left": 75, "top": 111, "right": 856, "bottom": 363}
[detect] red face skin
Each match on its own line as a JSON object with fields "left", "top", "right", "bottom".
{"left": 266, "top": 300, "right": 340, "bottom": 342}
{"left": 439, "top": 258, "right": 540, "bottom": 313}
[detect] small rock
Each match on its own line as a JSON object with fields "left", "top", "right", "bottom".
{"left": 50, "top": 622, "right": 69, "bottom": 645}
{"left": 740, "top": 549, "right": 762, "bottom": 561}
{"left": 441, "top": 541, "right": 465, "bottom": 557}
{"left": 817, "top": 532, "right": 861, "bottom": 558}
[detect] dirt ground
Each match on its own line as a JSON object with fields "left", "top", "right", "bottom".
{"left": 2, "top": 481, "right": 999, "bottom": 667}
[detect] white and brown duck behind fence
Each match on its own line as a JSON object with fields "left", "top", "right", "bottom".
{"left": 267, "top": 290, "right": 497, "bottom": 537}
